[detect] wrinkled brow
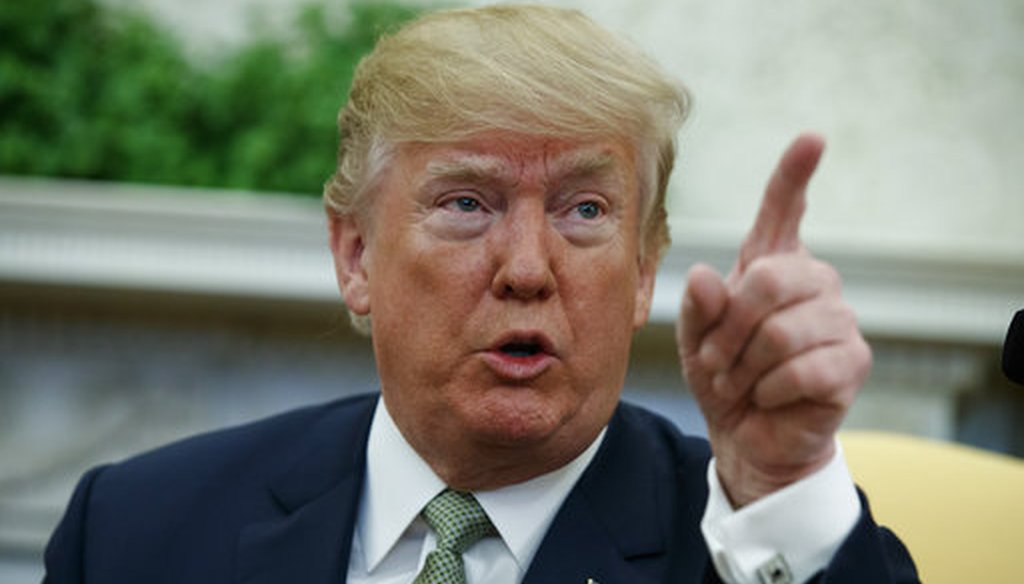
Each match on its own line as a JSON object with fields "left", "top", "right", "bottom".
{"left": 424, "top": 149, "right": 622, "bottom": 186}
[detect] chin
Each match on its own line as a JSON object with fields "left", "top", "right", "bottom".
{"left": 463, "top": 387, "right": 572, "bottom": 445}
{"left": 463, "top": 384, "right": 611, "bottom": 450}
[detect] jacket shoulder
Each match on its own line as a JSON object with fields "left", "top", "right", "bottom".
{"left": 45, "top": 393, "right": 378, "bottom": 583}
{"left": 100, "top": 393, "right": 377, "bottom": 487}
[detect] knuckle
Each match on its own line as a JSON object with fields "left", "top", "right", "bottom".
{"left": 759, "top": 316, "right": 793, "bottom": 358}
{"left": 792, "top": 358, "right": 839, "bottom": 399}
{"left": 745, "top": 258, "right": 786, "bottom": 305}
{"left": 751, "top": 378, "right": 783, "bottom": 408}
{"left": 828, "top": 300, "right": 860, "bottom": 337}
{"left": 839, "top": 300, "right": 858, "bottom": 328}
{"left": 812, "top": 259, "right": 843, "bottom": 290}
{"left": 851, "top": 336, "right": 873, "bottom": 379}
{"left": 816, "top": 363, "right": 843, "bottom": 392}
{"left": 797, "top": 363, "right": 821, "bottom": 391}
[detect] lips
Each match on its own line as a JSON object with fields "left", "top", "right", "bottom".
{"left": 482, "top": 331, "right": 557, "bottom": 380}
{"left": 495, "top": 331, "right": 555, "bottom": 356}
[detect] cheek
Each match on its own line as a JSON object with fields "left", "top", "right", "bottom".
{"left": 562, "top": 255, "right": 641, "bottom": 361}
{"left": 569, "top": 252, "right": 639, "bottom": 315}
{"left": 371, "top": 237, "right": 491, "bottom": 339}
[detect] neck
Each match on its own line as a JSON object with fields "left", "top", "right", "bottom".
{"left": 400, "top": 421, "right": 605, "bottom": 491}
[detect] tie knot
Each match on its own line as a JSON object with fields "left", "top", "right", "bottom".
{"left": 422, "top": 490, "right": 496, "bottom": 554}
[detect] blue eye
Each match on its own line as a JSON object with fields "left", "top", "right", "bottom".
{"left": 453, "top": 196, "right": 481, "bottom": 212}
{"left": 575, "top": 201, "right": 602, "bottom": 219}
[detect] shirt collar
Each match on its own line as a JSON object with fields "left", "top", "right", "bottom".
{"left": 359, "top": 395, "right": 606, "bottom": 573}
{"left": 358, "top": 397, "right": 446, "bottom": 572}
{"left": 474, "top": 427, "right": 605, "bottom": 571}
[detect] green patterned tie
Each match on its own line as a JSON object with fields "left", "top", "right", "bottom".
{"left": 413, "top": 489, "right": 497, "bottom": 584}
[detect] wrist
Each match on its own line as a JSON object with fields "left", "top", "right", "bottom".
{"left": 714, "top": 441, "right": 836, "bottom": 508}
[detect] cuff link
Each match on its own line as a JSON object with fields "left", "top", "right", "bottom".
{"left": 756, "top": 553, "right": 793, "bottom": 584}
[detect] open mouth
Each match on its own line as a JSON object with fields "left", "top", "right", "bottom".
{"left": 484, "top": 332, "right": 555, "bottom": 379}
{"left": 490, "top": 331, "right": 555, "bottom": 360}
{"left": 500, "top": 341, "right": 543, "bottom": 358}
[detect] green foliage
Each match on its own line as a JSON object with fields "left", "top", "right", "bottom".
{"left": 0, "top": 0, "right": 423, "bottom": 196}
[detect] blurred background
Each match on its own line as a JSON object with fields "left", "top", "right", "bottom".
{"left": 1, "top": 0, "right": 1022, "bottom": 581}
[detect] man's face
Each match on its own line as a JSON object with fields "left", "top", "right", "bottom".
{"left": 331, "top": 132, "right": 657, "bottom": 483}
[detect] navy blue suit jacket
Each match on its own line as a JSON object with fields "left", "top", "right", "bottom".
{"left": 44, "top": 394, "right": 918, "bottom": 583}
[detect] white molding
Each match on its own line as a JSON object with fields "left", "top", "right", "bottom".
{"left": 2, "top": 177, "right": 1021, "bottom": 345}
{"left": 651, "top": 228, "right": 1023, "bottom": 346}
{"left": 0, "top": 178, "right": 338, "bottom": 303}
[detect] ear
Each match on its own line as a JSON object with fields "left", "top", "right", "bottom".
{"left": 632, "top": 255, "right": 658, "bottom": 329}
{"left": 328, "top": 213, "right": 371, "bottom": 316}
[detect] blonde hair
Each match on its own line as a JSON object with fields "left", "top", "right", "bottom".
{"left": 324, "top": 4, "right": 690, "bottom": 331}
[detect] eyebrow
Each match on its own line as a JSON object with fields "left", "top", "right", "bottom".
{"left": 552, "top": 149, "right": 619, "bottom": 182}
{"left": 425, "top": 155, "right": 511, "bottom": 184}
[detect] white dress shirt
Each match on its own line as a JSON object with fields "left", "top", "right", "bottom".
{"left": 347, "top": 397, "right": 859, "bottom": 584}
{"left": 346, "top": 397, "right": 604, "bottom": 584}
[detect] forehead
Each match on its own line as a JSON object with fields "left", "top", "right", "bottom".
{"left": 396, "top": 133, "right": 640, "bottom": 187}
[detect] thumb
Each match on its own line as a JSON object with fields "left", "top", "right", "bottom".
{"left": 677, "top": 263, "right": 729, "bottom": 361}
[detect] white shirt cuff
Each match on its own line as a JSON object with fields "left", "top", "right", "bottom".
{"left": 700, "top": 441, "right": 860, "bottom": 584}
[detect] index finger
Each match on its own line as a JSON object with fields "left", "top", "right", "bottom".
{"left": 737, "top": 133, "right": 825, "bottom": 272}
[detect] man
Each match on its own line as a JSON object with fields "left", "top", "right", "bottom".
{"left": 44, "top": 5, "right": 917, "bottom": 584}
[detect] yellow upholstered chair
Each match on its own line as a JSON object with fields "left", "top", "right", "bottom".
{"left": 840, "top": 431, "right": 1024, "bottom": 584}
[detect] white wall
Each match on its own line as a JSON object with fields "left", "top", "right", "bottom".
{"left": 463, "top": 0, "right": 1024, "bottom": 259}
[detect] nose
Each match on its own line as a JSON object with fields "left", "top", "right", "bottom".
{"left": 490, "top": 202, "right": 557, "bottom": 301}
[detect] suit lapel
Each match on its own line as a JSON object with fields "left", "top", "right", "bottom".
{"left": 523, "top": 403, "right": 713, "bottom": 584}
{"left": 235, "top": 396, "right": 377, "bottom": 584}
{"left": 522, "top": 405, "right": 667, "bottom": 584}
{"left": 522, "top": 484, "right": 661, "bottom": 584}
